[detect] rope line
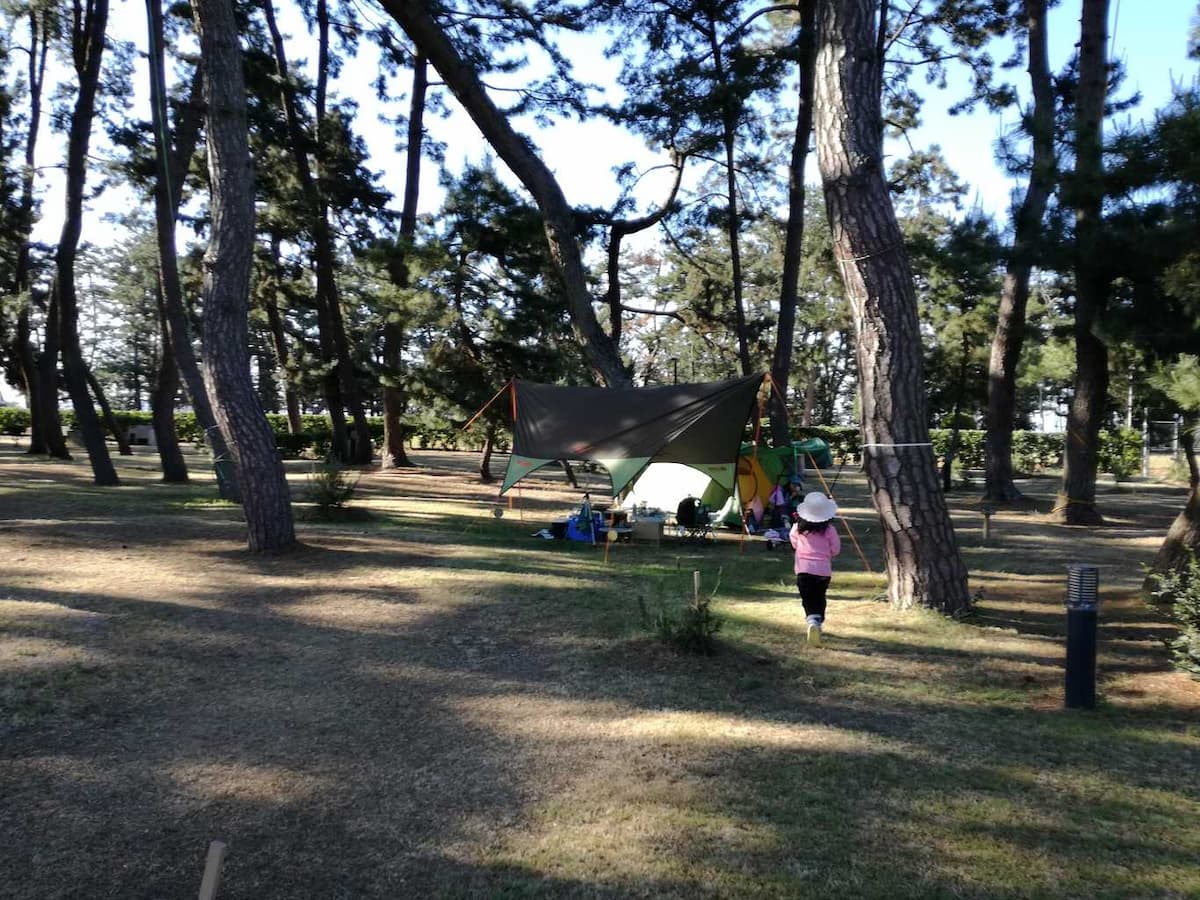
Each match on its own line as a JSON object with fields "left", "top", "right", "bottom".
{"left": 834, "top": 242, "right": 903, "bottom": 264}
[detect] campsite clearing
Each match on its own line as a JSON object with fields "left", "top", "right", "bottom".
{"left": 2, "top": 446, "right": 1199, "bottom": 898}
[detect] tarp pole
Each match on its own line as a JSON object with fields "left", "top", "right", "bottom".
{"left": 806, "top": 452, "right": 872, "bottom": 574}
{"left": 510, "top": 383, "right": 523, "bottom": 520}
{"left": 460, "top": 379, "right": 514, "bottom": 435}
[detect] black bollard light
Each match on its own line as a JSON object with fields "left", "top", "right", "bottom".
{"left": 1064, "top": 564, "right": 1100, "bottom": 709}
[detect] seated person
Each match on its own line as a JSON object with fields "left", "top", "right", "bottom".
{"left": 743, "top": 495, "right": 766, "bottom": 533}
{"left": 766, "top": 477, "right": 789, "bottom": 530}
{"left": 786, "top": 479, "right": 806, "bottom": 520}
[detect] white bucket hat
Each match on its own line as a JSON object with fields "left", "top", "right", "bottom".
{"left": 796, "top": 492, "right": 838, "bottom": 522}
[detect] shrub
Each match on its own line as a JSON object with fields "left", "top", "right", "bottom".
{"left": 640, "top": 574, "right": 725, "bottom": 656}
{"left": 930, "top": 429, "right": 986, "bottom": 469}
{"left": 1146, "top": 550, "right": 1200, "bottom": 677}
{"left": 0, "top": 407, "right": 31, "bottom": 436}
{"left": 276, "top": 432, "right": 316, "bottom": 459}
{"left": 1099, "top": 427, "right": 1143, "bottom": 481}
{"left": 1012, "top": 431, "right": 1063, "bottom": 473}
{"left": 174, "top": 412, "right": 203, "bottom": 445}
{"left": 305, "top": 461, "right": 359, "bottom": 518}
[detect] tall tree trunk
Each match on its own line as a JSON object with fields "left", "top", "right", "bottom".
{"left": 11, "top": 9, "right": 54, "bottom": 455}
{"left": 379, "top": 0, "right": 628, "bottom": 387}
{"left": 86, "top": 369, "right": 133, "bottom": 455}
{"left": 260, "top": 0, "right": 369, "bottom": 464}
{"left": 984, "top": 0, "right": 1056, "bottom": 503}
{"left": 1057, "top": 0, "right": 1110, "bottom": 526}
{"left": 146, "top": 0, "right": 237, "bottom": 496}
{"left": 314, "top": 0, "right": 373, "bottom": 464}
{"left": 192, "top": 0, "right": 295, "bottom": 552}
{"left": 602, "top": 153, "right": 688, "bottom": 346}
{"left": 13, "top": 309, "right": 45, "bottom": 454}
{"left": 56, "top": 0, "right": 118, "bottom": 486}
{"left": 813, "top": 0, "right": 969, "bottom": 614}
{"left": 709, "top": 32, "right": 751, "bottom": 376}
{"left": 479, "top": 423, "right": 496, "bottom": 484}
{"left": 770, "top": 0, "right": 817, "bottom": 446}
{"left": 263, "top": 232, "right": 303, "bottom": 434}
{"left": 1147, "top": 419, "right": 1199, "bottom": 582}
{"left": 152, "top": 291, "right": 189, "bottom": 481}
{"left": 381, "top": 53, "right": 427, "bottom": 470}
{"left": 941, "top": 333, "right": 971, "bottom": 492}
{"left": 35, "top": 290, "right": 69, "bottom": 459}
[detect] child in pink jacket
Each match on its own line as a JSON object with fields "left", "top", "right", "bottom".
{"left": 789, "top": 492, "right": 841, "bottom": 647}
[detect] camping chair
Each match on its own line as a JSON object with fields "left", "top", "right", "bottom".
{"left": 675, "top": 496, "right": 713, "bottom": 543}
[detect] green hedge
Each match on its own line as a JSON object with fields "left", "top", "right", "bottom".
{"left": 0, "top": 407, "right": 31, "bottom": 436}
{"left": 793, "top": 425, "right": 1141, "bottom": 476}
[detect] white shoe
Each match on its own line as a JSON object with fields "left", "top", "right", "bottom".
{"left": 806, "top": 623, "right": 822, "bottom": 648}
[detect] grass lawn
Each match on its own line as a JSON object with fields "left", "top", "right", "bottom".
{"left": 2, "top": 444, "right": 1198, "bottom": 899}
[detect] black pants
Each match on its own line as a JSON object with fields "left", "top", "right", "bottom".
{"left": 797, "top": 573, "right": 831, "bottom": 621}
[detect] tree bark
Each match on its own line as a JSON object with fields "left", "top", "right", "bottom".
{"left": 381, "top": 53, "right": 427, "bottom": 470}
{"left": 86, "top": 368, "right": 133, "bottom": 455}
{"left": 10, "top": 9, "right": 57, "bottom": 456}
{"left": 314, "top": 0, "right": 373, "bottom": 464}
{"left": 192, "top": 0, "right": 295, "bottom": 552}
{"left": 940, "top": 332, "right": 971, "bottom": 492}
{"left": 378, "top": 0, "right": 628, "bottom": 387}
{"left": 984, "top": 0, "right": 1056, "bottom": 503}
{"left": 770, "top": 0, "right": 817, "bottom": 446}
{"left": 479, "top": 423, "right": 496, "bottom": 483}
{"left": 263, "top": 232, "right": 303, "bottom": 434}
{"left": 709, "top": 30, "right": 752, "bottom": 376}
{"left": 146, "top": 0, "right": 237, "bottom": 495}
{"left": 56, "top": 0, "right": 118, "bottom": 486}
{"left": 35, "top": 289, "right": 69, "bottom": 459}
{"left": 1057, "top": 0, "right": 1110, "bottom": 526}
{"left": 1147, "top": 418, "right": 1199, "bottom": 583}
{"left": 152, "top": 291, "right": 189, "bottom": 481}
{"left": 602, "top": 152, "right": 688, "bottom": 346}
{"left": 813, "top": 0, "right": 969, "bottom": 614}
{"left": 260, "top": 0, "right": 371, "bottom": 464}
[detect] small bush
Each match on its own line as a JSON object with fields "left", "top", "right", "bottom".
{"left": 930, "top": 429, "right": 986, "bottom": 469}
{"left": 275, "top": 432, "right": 315, "bottom": 459}
{"left": 1012, "top": 431, "right": 1063, "bottom": 473}
{"left": 1099, "top": 427, "right": 1143, "bottom": 481}
{"left": 305, "top": 461, "right": 359, "bottom": 519}
{"left": 1146, "top": 550, "right": 1200, "bottom": 677}
{"left": 0, "top": 407, "right": 31, "bottom": 436}
{"left": 640, "top": 576, "right": 725, "bottom": 656}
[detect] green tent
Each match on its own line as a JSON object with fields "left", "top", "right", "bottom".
{"left": 501, "top": 374, "right": 765, "bottom": 497}
{"left": 699, "top": 439, "right": 833, "bottom": 526}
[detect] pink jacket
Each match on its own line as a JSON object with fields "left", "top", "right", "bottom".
{"left": 789, "top": 523, "right": 841, "bottom": 577}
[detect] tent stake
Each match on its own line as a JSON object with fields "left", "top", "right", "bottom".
{"left": 198, "top": 840, "right": 227, "bottom": 900}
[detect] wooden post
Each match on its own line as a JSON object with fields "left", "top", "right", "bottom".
{"left": 693, "top": 570, "right": 701, "bottom": 608}
{"left": 198, "top": 840, "right": 227, "bottom": 900}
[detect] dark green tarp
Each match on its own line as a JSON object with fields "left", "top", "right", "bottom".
{"left": 501, "top": 374, "right": 764, "bottom": 496}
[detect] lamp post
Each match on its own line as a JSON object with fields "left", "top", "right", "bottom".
{"left": 1065, "top": 564, "right": 1100, "bottom": 709}
{"left": 669, "top": 357, "right": 679, "bottom": 384}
